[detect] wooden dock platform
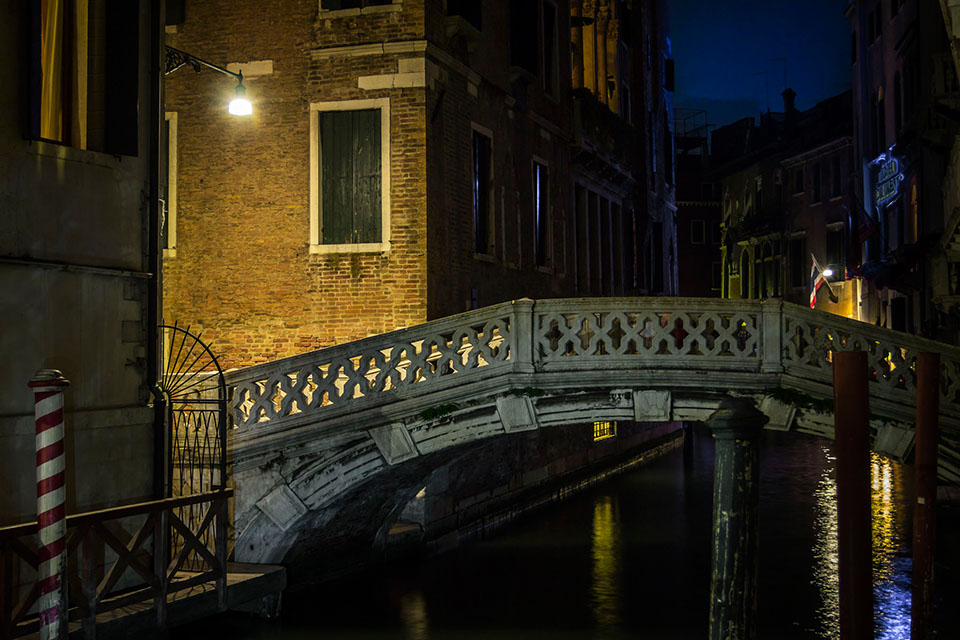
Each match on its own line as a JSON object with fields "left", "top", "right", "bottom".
{"left": 52, "top": 563, "right": 286, "bottom": 639}
{"left": 2, "top": 490, "right": 286, "bottom": 640}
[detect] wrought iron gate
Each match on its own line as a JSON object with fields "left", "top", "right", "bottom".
{"left": 157, "top": 324, "right": 227, "bottom": 567}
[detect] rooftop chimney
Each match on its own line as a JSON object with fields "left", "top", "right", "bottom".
{"left": 781, "top": 88, "right": 797, "bottom": 113}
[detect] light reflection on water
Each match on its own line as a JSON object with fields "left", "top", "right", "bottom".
{"left": 397, "top": 588, "right": 429, "bottom": 640}
{"left": 870, "top": 453, "right": 912, "bottom": 640}
{"left": 811, "top": 448, "right": 912, "bottom": 639}
{"left": 812, "top": 447, "right": 839, "bottom": 639}
{"left": 590, "top": 495, "right": 621, "bottom": 637}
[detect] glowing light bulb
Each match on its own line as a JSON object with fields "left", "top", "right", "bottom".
{"left": 228, "top": 84, "right": 252, "bottom": 116}
{"left": 823, "top": 268, "right": 834, "bottom": 278}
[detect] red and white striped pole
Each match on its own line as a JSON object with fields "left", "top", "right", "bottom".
{"left": 28, "top": 369, "right": 70, "bottom": 640}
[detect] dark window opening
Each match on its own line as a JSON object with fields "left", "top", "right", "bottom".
{"left": 877, "top": 94, "right": 886, "bottom": 150}
{"left": 167, "top": 0, "right": 185, "bottom": 25}
{"left": 576, "top": 185, "right": 589, "bottom": 292}
{"left": 794, "top": 167, "right": 804, "bottom": 194}
{"left": 831, "top": 155, "right": 842, "bottom": 198}
{"left": 690, "top": 220, "right": 705, "bottom": 244}
{"left": 651, "top": 222, "right": 664, "bottom": 293}
{"left": 812, "top": 163, "right": 822, "bottom": 203}
{"left": 510, "top": 1, "right": 538, "bottom": 75}
{"left": 541, "top": 1, "right": 557, "bottom": 95}
{"left": 711, "top": 262, "right": 722, "bottom": 291}
{"left": 446, "top": 0, "right": 481, "bottom": 30}
{"left": 534, "top": 161, "right": 550, "bottom": 266}
{"left": 664, "top": 58, "right": 675, "bottom": 92}
{"left": 789, "top": 236, "right": 806, "bottom": 288}
{"left": 318, "top": 109, "right": 382, "bottom": 244}
{"left": 473, "top": 130, "right": 493, "bottom": 254}
{"left": 664, "top": 124, "right": 674, "bottom": 185}
{"left": 740, "top": 250, "right": 750, "bottom": 298}
{"left": 893, "top": 72, "right": 902, "bottom": 135}
{"left": 826, "top": 228, "right": 843, "bottom": 275}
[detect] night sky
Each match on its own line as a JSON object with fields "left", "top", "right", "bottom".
{"left": 670, "top": 0, "right": 852, "bottom": 128}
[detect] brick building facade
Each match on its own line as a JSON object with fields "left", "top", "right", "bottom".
{"left": 163, "top": 0, "right": 675, "bottom": 368}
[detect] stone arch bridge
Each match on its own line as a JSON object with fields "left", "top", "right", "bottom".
{"left": 223, "top": 298, "right": 960, "bottom": 568}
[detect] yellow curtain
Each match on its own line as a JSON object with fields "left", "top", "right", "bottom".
{"left": 40, "top": 0, "right": 63, "bottom": 141}
{"left": 73, "top": 0, "right": 88, "bottom": 148}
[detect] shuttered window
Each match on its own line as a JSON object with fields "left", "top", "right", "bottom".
{"left": 318, "top": 109, "right": 382, "bottom": 245}
{"left": 473, "top": 129, "right": 493, "bottom": 254}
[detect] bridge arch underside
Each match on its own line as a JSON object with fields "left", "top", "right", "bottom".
{"left": 231, "top": 378, "right": 958, "bottom": 578}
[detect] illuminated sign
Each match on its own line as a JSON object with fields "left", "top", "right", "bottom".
{"left": 872, "top": 153, "right": 903, "bottom": 208}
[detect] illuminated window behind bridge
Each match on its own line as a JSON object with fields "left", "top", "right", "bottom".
{"left": 593, "top": 421, "right": 617, "bottom": 441}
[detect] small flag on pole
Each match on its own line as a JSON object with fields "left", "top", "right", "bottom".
{"left": 810, "top": 254, "right": 837, "bottom": 309}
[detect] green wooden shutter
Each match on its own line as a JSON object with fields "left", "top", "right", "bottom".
{"left": 319, "top": 109, "right": 381, "bottom": 244}
{"left": 320, "top": 111, "right": 352, "bottom": 244}
{"left": 353, "top": 109, "right": 381, "bottom": 243}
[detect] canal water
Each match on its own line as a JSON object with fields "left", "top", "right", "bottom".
{"left": 185, "top": 428, "right": 960, "bottom": 639}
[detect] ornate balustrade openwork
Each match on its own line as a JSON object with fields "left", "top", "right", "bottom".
{"left": 227, "top": 298, "right": 960, "bottom": 444}
{"left": 0, "top": 490, "right": 231, "bottom": 639}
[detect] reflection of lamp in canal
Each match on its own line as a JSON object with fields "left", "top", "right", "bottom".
{"left": 591, "top": 495, "right": 621, "bottom": 635}
{"left": 870, "top": 452, "right": 911, "bottom": 639}
{"left": 397, "top": 588, "right": 429, "bottom": 640}
{"left": 812, "top": 446, "right": 839, "bottom": 639}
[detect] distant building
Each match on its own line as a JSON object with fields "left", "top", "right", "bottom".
{"left": 939, "top": 0, "right": 960, "bottom": 343}
{"left": 712, "top": 90, "right": 857, "bottom": 317}
{"left": 848, "top": 0, "right": 958, "bottom": 339}
{"left": 162, "top": 0, "right": 677, "bottom": 368}
{"left": 0, "top": 1, "right": 161, "bottom": 523}
{"left": 674, "top": 108, "right": 722, "bottom": 297}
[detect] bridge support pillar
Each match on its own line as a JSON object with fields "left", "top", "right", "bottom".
{"left": 705, "top": 397, "right": 767, "bottom": 640}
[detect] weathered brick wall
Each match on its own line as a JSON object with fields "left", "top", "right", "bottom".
{"left": 164, "top": 0, "right": 428, "bottom": 368}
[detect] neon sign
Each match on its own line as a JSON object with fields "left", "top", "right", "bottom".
{"left": 872, "top": 153, "right": 903, "bottom": 208}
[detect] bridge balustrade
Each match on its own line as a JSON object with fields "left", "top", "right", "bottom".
{"left": 226, "top": 298, "right": 960, "bottom": 440}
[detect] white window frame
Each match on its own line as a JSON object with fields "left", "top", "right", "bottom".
{"left": 309, "top": 98, "right": 391, "bottom": 254}
{"left": 163, "top": 112, "right": 178, "bottom": 258}
{"left": 318, "top": 0, "right": 401, "bottom": 18}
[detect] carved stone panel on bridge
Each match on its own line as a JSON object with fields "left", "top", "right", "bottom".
{"left": 369, "top": 423, "right": 419, "bottom": 465}
{"left": 758, "top": 395, "right": 797, "bottom": 431}
{"left": 633, "top": 390, "right": 671, "bottom": 421}
{"left": 256, "top": 484, "right": 308, "bottom": 532}
{"left": 497, "top": 395, "right": 540, "bottom": 433}
{"left": 874, "top": 423, "right": 914, "bottom": 460}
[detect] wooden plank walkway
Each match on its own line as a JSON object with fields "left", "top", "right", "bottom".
{"left": 19, "top": 563, "right": 285, "bottom": 640}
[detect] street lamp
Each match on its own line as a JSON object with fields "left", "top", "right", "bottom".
{"left": 165, "top": 45, "right": 252, "bottom": 116}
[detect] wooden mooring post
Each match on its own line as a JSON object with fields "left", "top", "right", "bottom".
{"left": 705, "top": 397, "right": 768, "bottom": 640}
{"left": 832, "top": 351, "right": 872, "bottom": 640}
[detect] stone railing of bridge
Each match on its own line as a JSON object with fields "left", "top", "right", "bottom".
{"left": 226, "top": 297, "right": 960, "bottom": 480}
